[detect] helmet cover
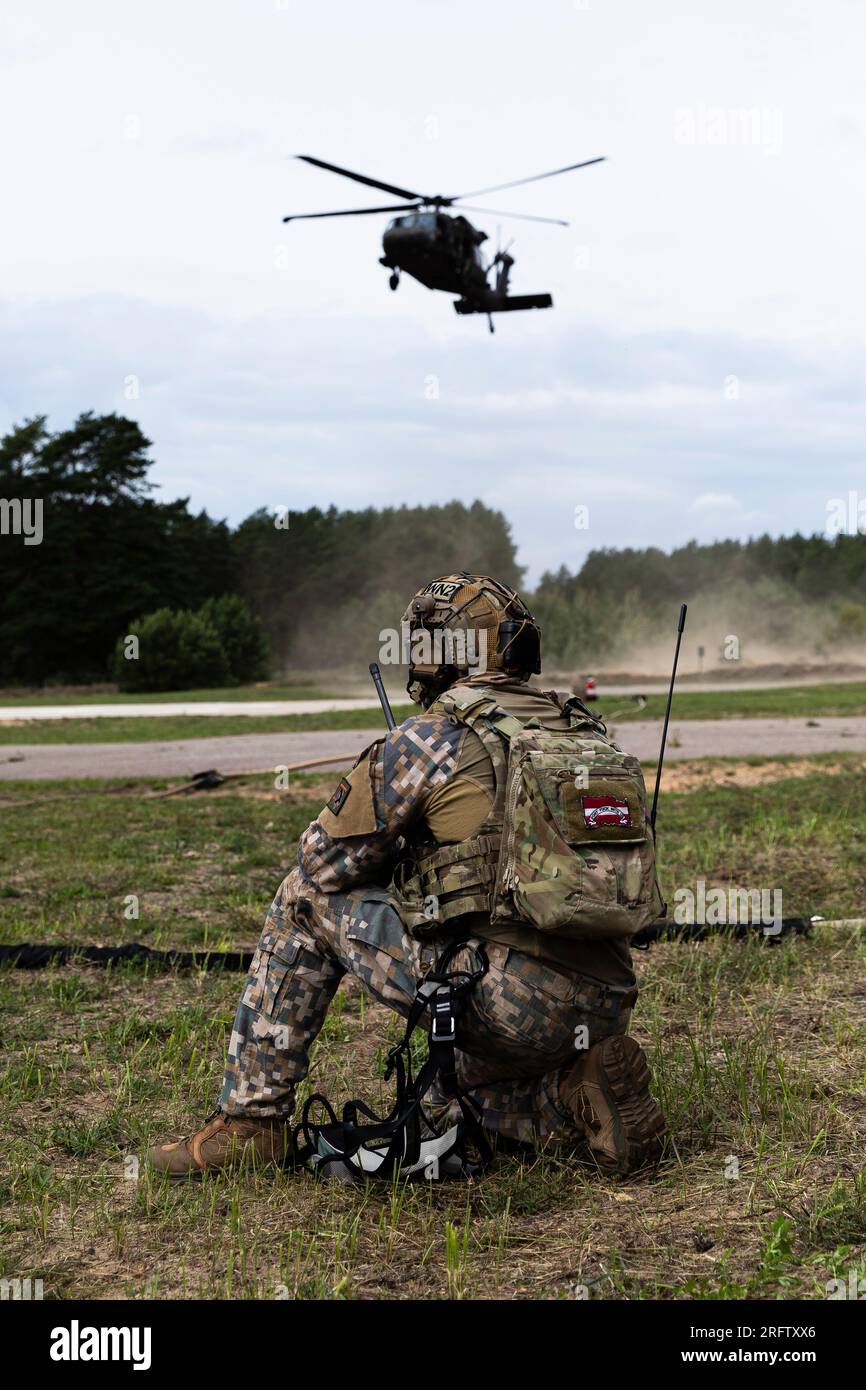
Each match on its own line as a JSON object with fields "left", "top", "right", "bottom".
{"left": 400, "top": 573, "right": 541, "bottom": 706}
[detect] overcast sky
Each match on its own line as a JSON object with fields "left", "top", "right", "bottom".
{"left": 1, "top": 0, "right": 864, "bottom": 582}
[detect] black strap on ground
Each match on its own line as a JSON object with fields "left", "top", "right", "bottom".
{"left": 631, "top": 916, "right": 816, "bottom": 948}
{"left": 1, "top": 918, "right": 857, "bottom": 971}
{"left": 0, "top": 942, "right": 255, "bottom": 970}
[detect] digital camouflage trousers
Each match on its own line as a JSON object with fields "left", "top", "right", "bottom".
{"left": 220, "top": 866, "right": 635, "bottom": 1145}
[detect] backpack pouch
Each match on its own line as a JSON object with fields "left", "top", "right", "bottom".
{"left": 491, "top": 731, "right": 663, "bottom": 939}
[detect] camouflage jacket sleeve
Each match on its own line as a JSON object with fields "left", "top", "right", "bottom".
{"left": 296, "top": 714, "right": 467, "bottom": 894}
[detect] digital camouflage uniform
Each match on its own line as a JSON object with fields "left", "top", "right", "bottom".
{"left": 220, "top": 681, "right": 638, "bottom": 1146}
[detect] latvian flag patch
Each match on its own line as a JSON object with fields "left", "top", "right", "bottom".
{"left": 582, "top": 795, "right": 631, "bottom": 828}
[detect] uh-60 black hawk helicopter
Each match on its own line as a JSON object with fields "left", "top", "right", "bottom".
{"left": 282, "top": 153, "right": 605, "bottom": 332}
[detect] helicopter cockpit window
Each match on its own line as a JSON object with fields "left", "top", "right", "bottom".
{"left": 387, "top": 212, "right": 439, "bottom": 232}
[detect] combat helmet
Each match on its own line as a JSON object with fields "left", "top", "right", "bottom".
{"left": 401, "top": 573, "right": 541, "bottom": 707}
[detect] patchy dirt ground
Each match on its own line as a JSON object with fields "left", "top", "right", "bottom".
{"left": 661, "top": 755, "right": 866, "bottom": 793}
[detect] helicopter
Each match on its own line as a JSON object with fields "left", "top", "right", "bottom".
{"left": 282, "top": 153, "right": 605, "bottom": 332}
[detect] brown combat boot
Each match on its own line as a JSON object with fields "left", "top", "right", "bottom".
{"left": 560, "top": 1035, "right": 665, "bottom": 1175}
{"left": 147, "top": 1110, "right": 295, "bottom": 1180}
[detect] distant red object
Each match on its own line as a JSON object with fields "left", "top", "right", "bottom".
{"left": 583, "top": 677, "right": 598, "bottom": 701}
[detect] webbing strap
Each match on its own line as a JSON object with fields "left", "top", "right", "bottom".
{"left": 435, "top": 686, "right": 500, "bottom": 719}
{"left": 415, "top": 833, "right": 501, "bottom": 874}
{"left": 431, "top": 686, "right": 515, "bottom": 826}
{"left": 294, "top": 941, "right": 491, "bottom": 1178}
{"left": 488, "top": 713, "right": 524, "bottom": 738}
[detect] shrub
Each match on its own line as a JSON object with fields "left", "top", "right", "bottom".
{"left": 113, "top": 608, "right": 230, "bottom": 692}
{"left": 198, "top": 594, "right": 269, "bottom": 683}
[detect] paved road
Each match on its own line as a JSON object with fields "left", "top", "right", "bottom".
{"left": 3, "top": 717, "right": 866, "bottom": 780}
{"left": 0, "top": 728, "right": 384, "bottom": 780}
{"left": 3, "top": 673, "right": 864, "bottom": 721}
{"left": 0, "top": 698, "right": 385, "bottom": 721}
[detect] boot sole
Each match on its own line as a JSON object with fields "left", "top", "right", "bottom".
{"left": 586, "top": 1035, "right": 665, "bottom": 1175}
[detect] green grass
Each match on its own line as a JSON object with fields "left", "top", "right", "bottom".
{"left": 2, "top": 758, "right": 865, "bottom": 948}
{"left": 0, "top": 773, "right": 335, "bottom": 949}
{"left": 0, "top": 708, "right": 409, "bottom": 744}
{"left": 1, "top": 756, "right": 865, "bottom": 1299}
{"left": 0, "top": 681, "right": 345, "bottom": 705}
{"left": 1, "top": 681, "right": 863, "bottom": 744}
{"left": 597, "top": 680, "right": 866, "bottom": 722}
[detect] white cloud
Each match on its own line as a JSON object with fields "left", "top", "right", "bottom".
{"left": 692, "top": 493, "right": 741, "bottom": 512}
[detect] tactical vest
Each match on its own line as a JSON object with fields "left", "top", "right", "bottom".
{"left": 391, "top": 684, "right": 664, "bottom": 942}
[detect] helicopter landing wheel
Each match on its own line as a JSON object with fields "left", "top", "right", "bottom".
{"left": 388, "top": 271, "right": 400, "bottom": 291}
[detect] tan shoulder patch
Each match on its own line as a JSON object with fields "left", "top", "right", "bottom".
{"left": 318, "top": 749, "right": 378, "bottom": 838}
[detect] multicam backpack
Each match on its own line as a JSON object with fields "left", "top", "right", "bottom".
{"left": 393, "top": 684, "right": 664, "bottom": 941}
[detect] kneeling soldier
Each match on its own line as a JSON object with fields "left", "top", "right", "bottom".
{"left": 150, "top": 575, "right": 665, "bottom": 1178}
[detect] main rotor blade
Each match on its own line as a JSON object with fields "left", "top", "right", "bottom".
{"left": 456, "top": 205, "right": 570, "bottom": 226}
{"left": 296, "top": 155, "right": 423, "bottom": 203}
{"left": 283, "top": 203, "right": 419, "bottom": 223}
{"left": 453, "top": 156, "right": 605, "bottom": 201}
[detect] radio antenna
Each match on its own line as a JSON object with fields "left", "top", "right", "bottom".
{"left": 369, "top": 662, "right": 396, "bottom": 731}
{"left": 650, "top": 603, "right": 687, "bottom": 831}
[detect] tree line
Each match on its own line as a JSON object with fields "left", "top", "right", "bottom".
{"left": 1, "top": 412, "right": 863, "bottom": 686}
{"left": 533, "top": 536, "right": 866, "bottom": 667}
{"left": 0, "top": 414, "right": 521, "bottom": 685}
{"left": 538, "top": 533, "right": 866, "bottom": 607}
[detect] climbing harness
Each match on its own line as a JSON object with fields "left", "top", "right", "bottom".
{"left": 294, "top": 941, "right": 491, "bottom": 1182}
